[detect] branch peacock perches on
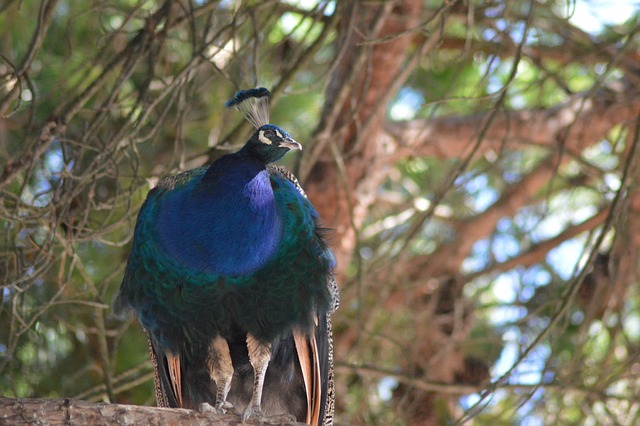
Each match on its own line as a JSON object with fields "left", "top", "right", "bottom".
{"left": 115, "top": 87, "right": 338, "bottom": 425}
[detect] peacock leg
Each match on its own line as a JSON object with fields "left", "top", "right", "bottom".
{"left": 242, "top": 334, "right": 272, "bottom": 422}
{"left": 207, "top": 335, "right": 235, "bottom": 413}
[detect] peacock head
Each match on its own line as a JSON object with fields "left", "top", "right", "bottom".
{"left": 226, "top": 88, "right": 301, "bottom": 163}
{"left": 241, "top": 124, "right": 302, "bottom": 164}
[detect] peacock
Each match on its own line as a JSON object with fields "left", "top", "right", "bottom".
{"left": 115, "top": 88, "right": 338, "bottom": 425}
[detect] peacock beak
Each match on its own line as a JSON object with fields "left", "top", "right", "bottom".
{"left": 281, "top": 138, "right": 302, "bottom": 151}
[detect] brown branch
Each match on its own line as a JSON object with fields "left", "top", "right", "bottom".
{"left": 0, "top": 397, "right": 306, "bottom": 426}
{"left": 372, "top": 86, "right": 640, "bottom": 285}
{"left": 387, "top": 88, "right": 640, "bottom": 160}
{"left": 395, "top": 207, "right": 608, "bottom": 291}
{"left": 380, "top": 88, "right": 637, "bottom": 282}
{"left": 405, "top": 157, "right": 558, "bottom": 280}
{"left": 436, "top": 34, "right": 640, "bottom": 75}
{"left": 470, "top": 208, "right": 609, "bottom": 279}
{"left": 336, "top": 363, "right": 629, "bottom": 400}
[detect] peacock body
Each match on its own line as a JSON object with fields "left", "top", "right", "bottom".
{"left": 116, "top": 91, "right": 338, "bottom": 425}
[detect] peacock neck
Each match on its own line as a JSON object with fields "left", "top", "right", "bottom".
{"left": 155, "top": 153, "right": 283, "bottom": 277}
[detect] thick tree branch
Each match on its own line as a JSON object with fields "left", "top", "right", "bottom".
{"left": 397, "top": 207, "right": 609, "bottom": 288}
{"left": 380, "top": 88, "right": 638, "bottom": 282}
{"left": 469, "top": 208, "right": 609, "bottom": 280}
{"left": 387, "top": 88, "right": 640, "bottom": 160}
{"left": 0, "top": 397, "right": 306, "bottom": 426}
{"left": 407, "top": 158, "right": 559, "bottom": 279}
{"left": 336, "top": 363, "right": 628, "bottom": 400}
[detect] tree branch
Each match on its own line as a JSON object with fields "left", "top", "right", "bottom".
{"left": 0, "top": 397, "right": 306, "bottom": 426}
{"left": 387, "top": 88, "right": 640, "bottom": 160}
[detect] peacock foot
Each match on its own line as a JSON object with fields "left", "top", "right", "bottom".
{"left": 265, "top": 414, "right": 297, "bottom": 423}
{"left": 241, "top": 404, "right": 264, "bottom": 423}
{"left": 215, "top": 400, "right": 235, "bottom": 414}
{"left": 240, "top": 406, "right": 295, "bottom": 424}
{"left": 198, "top": 401, "right": 235, "bottom": 415}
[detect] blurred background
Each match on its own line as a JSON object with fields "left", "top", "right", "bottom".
{"left": 1, "top": 0, "right": 640, "bottom": 424}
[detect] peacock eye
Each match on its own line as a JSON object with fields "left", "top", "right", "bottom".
{"left": 264, "top": 130, "right": 275, "bottom": 139}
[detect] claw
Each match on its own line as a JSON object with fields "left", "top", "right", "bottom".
{"left": 198, "top": 402, "right": 216, "bottom": 413}
{"left": 215, "top": 400, "right": 235, "bottom": 413}
{"left": 200, "top": 401, "right": 236, "bottom": 415}
{"left": 241, "top": 404, "right": 265, "bottom": 423}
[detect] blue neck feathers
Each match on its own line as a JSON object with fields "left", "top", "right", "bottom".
{"left": 155, "top": 153, "right": 282, "bottom": 276}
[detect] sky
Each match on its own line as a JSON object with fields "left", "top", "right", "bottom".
{"left": 568, "top": 0, "right": 638, "bottom": 33}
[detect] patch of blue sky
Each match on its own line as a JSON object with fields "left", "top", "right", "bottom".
{"left": 521, "top": 265, "right": 551, "bottom": 286}
{"left": 546, "top": 238, "right": 586, "bottom": 280}
{"left": 484, "top": 2, "right": 505, "bottom": 19}
{"left": 463, "top": 299, "right": 551, "bottom": 419}
{"left": 482, "top": 27, "right": 498, "bottom": 43}
{"left": 202, "top": 0, "right": 232, "bottom": 7}
{"left": 491, "top": 272, "right": 519, "bottom": 304}
{"left": 45, "top": 145, "right": 66, "bottom": 178}
{"left": 582, "top": 140, "right": 619, "bottom": 171}
{"left": 513, "top": 266, "right": 553, "bottom": 303}
{"left": 390, "top": 87, "right": 424, "bottom": 121}
{"left": 461, "top": 388, "right": 513, "bottom": 418}
{"left": 281, "top": 0, "right": 335, "bottom": 15}
{"left": 494, "top": 17, "right": 508, "bottom": 32}
{"left": 564, "top": 0, "right": 638, "bottom": 34}
{"left": 603, "top": 173, "right": 621, "bottom": 197}
{"left": 519, "top": 284, "right": 535, "bottom": 302}
{"left": 20, "top": 143, "right": 71, "bottom": 207}
{"left": 460, "top": 391, "right": 495, "bottom": 418}
{"left": 511, "top": 190, "right": 597, "bottom": 246}
{"left": 509, "top": 21, "right": 530, "bottom": 45}
{"left": 377, "top": 376, "right": 396, "bottom": 402}
{"left": 494, "top": 332, "right": 549, "bottom": 384}
{"left": 471, "top": 190, "right": 495, "bottom": 213}
{"left": 491, "top": 305, "right": 528, "bottom": 329}
{"left": 454, "top": 171, "right": 474, "bottom": 187}
{"left": 492, "top": 233, "right": 521, "bottom": 263}
{"left": 462, "top": 239, "right": 491, "bottom": 274}
{"left": 513, "top": 206, "right": 546, "bottom": 235}
{"left": 494, "top": 330, "right": 520, "bottom": 374}
{"left": 521, "top": 347, "right": 551, "bottom": 381}
{"left": 479, "top": 60, "right": 505, "bottom": 95}
{"left": 460, "top": 173, "right": 500, "bottom": 212}
{"left": 624, "top": 313, "right": 640, "bottom": 341}
{"left": 520, "top": 409, "right": 545, "bottom": 426}
{"left": 528, "top": 201, "right": 597, "bottom": 244}
{"left": 459, "top": 393, "right": 480, "bottom": 411}
{"left": 496, "top": 217, "right": 512, "bottom": 232}
{"left": 528, "top": 216, "right": 562, "bottom": 243}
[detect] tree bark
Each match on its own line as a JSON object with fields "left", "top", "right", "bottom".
{"left": 302, "top": 0, "right": 424, "bottom": 270}
{"left": 0, "top": 397, "right": 306, "bottom": 426}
